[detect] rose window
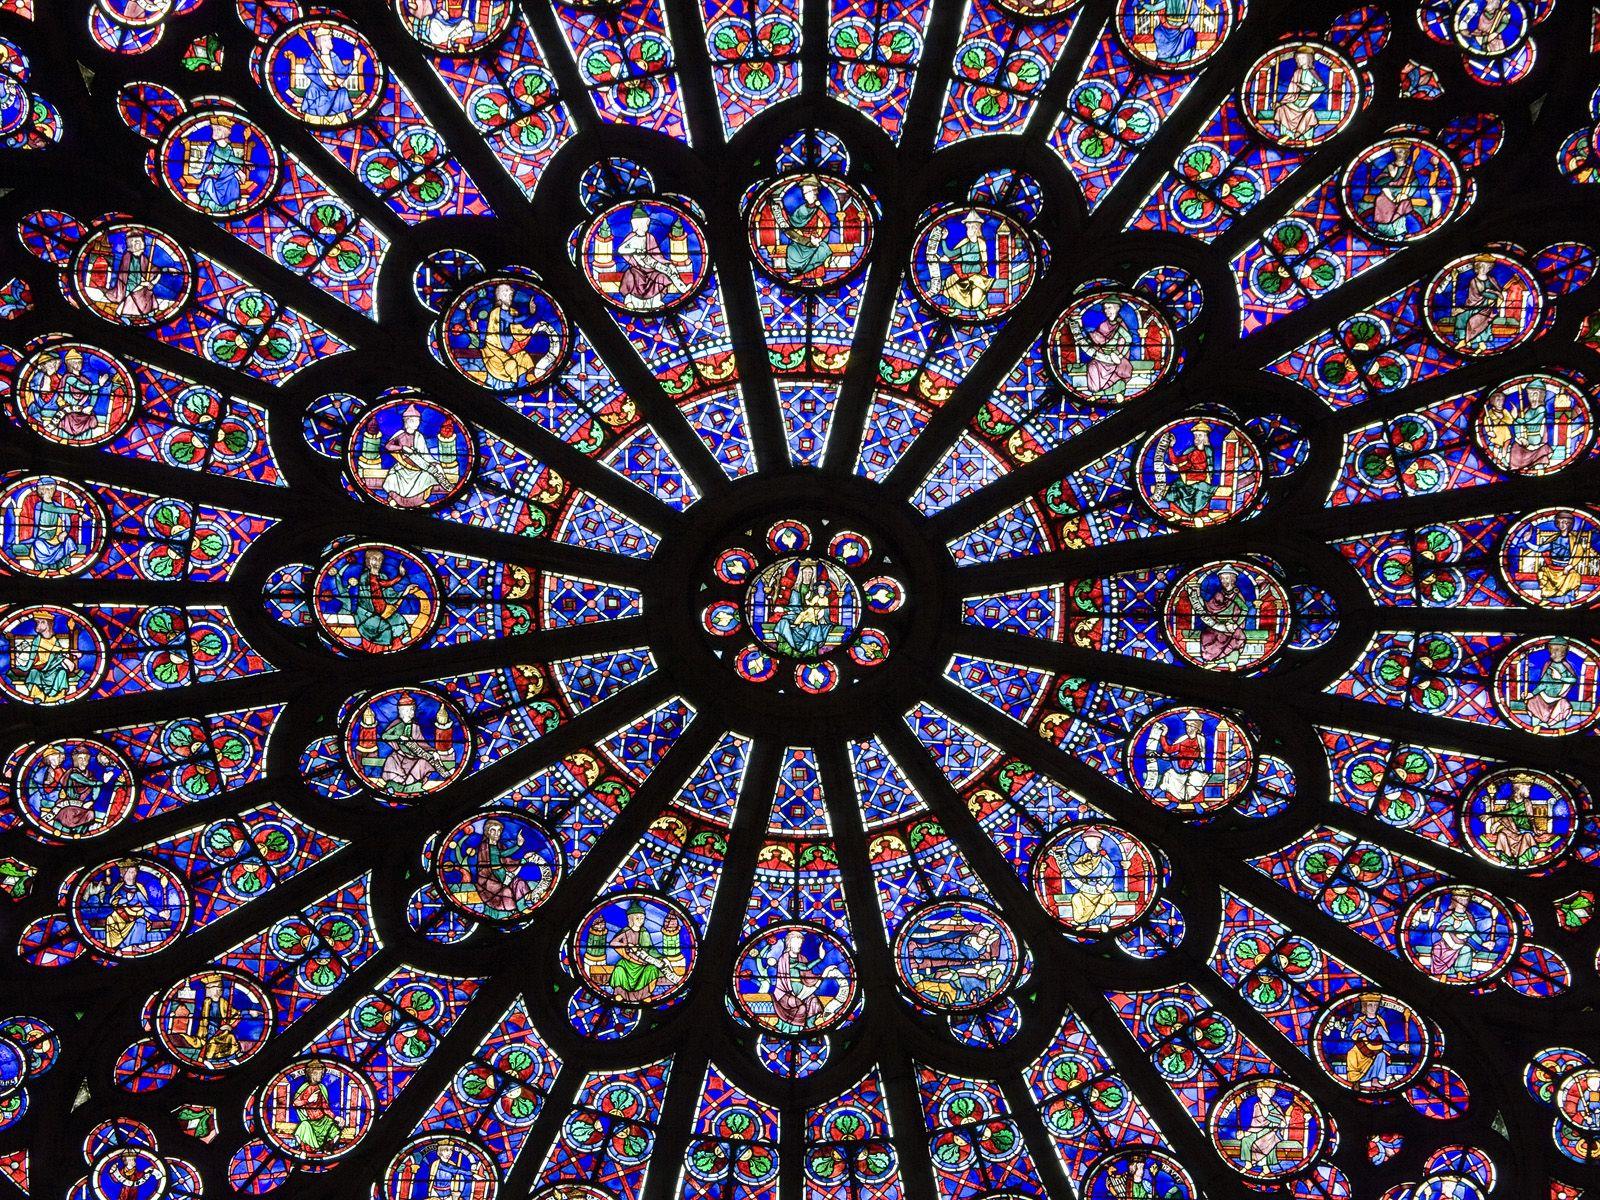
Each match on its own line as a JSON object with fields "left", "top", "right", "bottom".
{"left": 0, "top": 2, "right": 1598, "bottom": 1199}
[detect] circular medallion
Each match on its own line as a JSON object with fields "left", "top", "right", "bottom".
{"left": 348, "top": 397, "right": 476, "bottom": 510}
{"left": 1425, "top": 253, "right": 1543, "bottom": 357}
{"left": 684, "top": 1101, "right": 780, "bottom": 1183}
{"left": 435, "top": 810, "right": 562, "bottom": 921}
{"left": 441, "top": 277, "right": 569, "bottom": 391}
{"left": 1239, "top": 42, "right": 1361, "bottom": 147}
{"left": 1451, "top": 0, "right": 1529, "bottom": 56}
{"left": 1082, "top": 1150, "right": 1198, "bottom": 1200}
{"left": 261, "top": 1057, "right": 376, "bottom": 1161}
{"left": 572, "top": 892, "right": 697, "bottom": 1005}
{"left": 1163, "top": 561, "right": 1291, "bottom": 672}
{"left": 343, "top": 687, "right": 472, "bottom": 798}
{"left": 747, "top": 173, "right": 874, "bottom": 289}
{"left": 1400, "top": 884, "right": 1518, "bottom": 984}
{"left": 848, "top": 629, "right": 890, "bottom": 666}
{"left": 909, "top": 206, "right": 1035, "bottom": 321}
{"left": 1136, "top": 416, "right": 1262, "bottom": 527}
{"left": 795, "top": 660, "right": 840, "bottom": 693}
{"left": 154, "top": 969, "right": 273, "bottom": 1071}
{"left": 1210, "top": 1077, "right": 1325, "bottom": 1180}
{"left": 744, "top": 556, "right": 861, "bottom": 661}
{"left": 735, "top": 646, "right": 778, "bottom": 683}
{"left": 1461, "top": 769, "right": 1578, "bottom": 869}
{"left": 1128, "top": 707, "right": 1254, "bottom": 813}
{"left": 0, "top": 605, "right": 106, "bottom": 705}
{"left": 703, "top": 600, "right": 741, "bottom": 635}
{"left": 14, "top": 343, "right": 138, "bottom": 448}
{"left": 311, "top": 544, "right": 441, "bottom": 654}
{"left": 14, "top": 737, "right": 134, "bottom": 839}
{"left": 892, "top": 899, "right": 1020, "bottom": 1013}
{"left": 767, "top": 520, "right": 811, "bottom": 554}
{"left": 395, "top": 0, "right": 513, "bottom": 52}
{"left": 863, "top": 576, "right": 905, "bottom": 612}
{"left": 0, "top": 475, "right": 106, "bottom": 577}
{"left": 1557, "top": 1068, "right": 1600, "bottom": 1133}
{"left": 71, "top": 224, "right": 191, "bottom": 328}
{"left": 383, "top": 1135, "right": 499, "bottom": 1200}
{"left": 828, "top": 531, "right": 871, "bottom": 565}
{"left": 731, "top": 924, "right": 857, "bottom": 1034}
{"left": 1500, "top": 507, "right": 1600, "bottom": 609}
{"left": 1494, "top": 636, "right": 1600, "bottom": 736}
{"left": 265, "top": 19, "right": 385, "bottom": 129}
{"left": 1047, "top": 292, "right": 1175, "bottom": 402}
{"left": 1341, "top": 137, "right": 1462, "bottom": 244}
{"left": 1032, "top": 824, "right": 1159, "bottom": 933}
{"left": 1475, "top": 374, "right": 1593, "bottom": 476}
{"left": 1311, "top": 991, "right": 1430, "bottom": 1093}
{"left": 71, "top": 858, "right": 189, "bottom": 958}
{"left": 90, "top": 1147, "right": 168, "bottom": 1200}
{"left": 0, "top": 1017, "right": 56, "bottom": 1078}
{"left": 582, "top": 199, "right": 710, "bottom": 314}
{"left": 159, "top": 109, "right": 281, "bottom": 218}
{"left": 694, "top": 509, "right": 908, "bottom": 702}
{"left": 1115, "top": 0, "right": 1235, "bottom": 69}
{"left": 715, "top": 548, "right": 758, "bottom": 584}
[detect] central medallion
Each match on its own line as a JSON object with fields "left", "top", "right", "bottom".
{"left": 746, "top": 555, "right": 862, "bottom": 661}
{"left": 699, "top": 517, "right": 905, "bottom": 695}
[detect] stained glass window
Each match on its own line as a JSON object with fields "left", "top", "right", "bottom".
{"left": 1, "top": 0, "right": 1598, "bottom": 1196}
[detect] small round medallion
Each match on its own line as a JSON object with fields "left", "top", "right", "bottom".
{"left": 1210, "top": 1078, "right": 1325, "bottom": 1180}
{"left": 747, "top": 173, "right": 874, "bottom": 290}
{"left": 266, "top": 19, "right": 385, "bottom": 129}
{"left": 260, "top": 1057, "right": 376, "bottom": 1161}
{"left": 348, "top": 397, "right": 475, "bottom": 510}
{"left": 442, "top": 277, "right": 568, "bottom": 391}
{"left": 1163, "top": 561, "right": 1291, "bottom": 672}
{"left": 1239, "top": 42, "right": 1361, "bottom": 147}
{"left": 0, "top": 605, "right": 105, "bottom": 705}
{"left": 14, "top": 737, "right": 134, "bottom": 839}
{"left": 0, "top": 476, "right": 106, "bottom": 577}
{"left": 892, "top": 899, "right": 1020, "bottom": 1013}
{"left": 572, "top": 892, "right": 698, "bottom": 1005}
{"left": 154, "top": 969, "right": 274, "bottom": 1071}
{"left": 1475, "top": 374, "right": 1592, "bottom": 476}
{"left": 731, "top": 924, "right": 857, "bottom": 1034}
{"left": 160, "top": 109, "right": 281, "bottom": 218}
{"left": 1115, "top": 0, "right": 1235, "bottom": 69}
{"left": 1461, "top": 769, "right": 1578, "bottom": 869}
{"left": 311, "top": 544, "right": 441, "bottom": 654}
{"left": 15, "top": 344, "right": 138, "bottom": 448}
{"left": 582, "top": 200, "right": 710, "bottom": 314}
{"left": 1136, "top": 416, "right": 1262, "bottom": 527}
{"left": 909, "top": 207, "right": 1035, "bottom": 322}
{"left": 1341, "top": 138, "right": 1462, "bottom": 244}
{"left": 1311, "top": 991, "right": 1430, "bottom": 1093}
{"left": 1400, "top": 885, "right": 1518, "bottom": 984}
{"left": 1128, "top": 707, "right": 1254, "bottom": 814}
{"left": 1494, "top": 636, "right": 1600, "bottom": 736}
{"left": 71, "top": 224, "right": 191, "bottom": 328}
{"left": 343, "top": 687, "right": 472, "bottom": 798}
{"left": 435, "top": 810, "right": 562, "bottom": 921}
{"left": 1048, "top": 292, "right": 1175, "bottom": 403}
{"left": 71, "top": 858, "right": 189, "bottom": 959}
